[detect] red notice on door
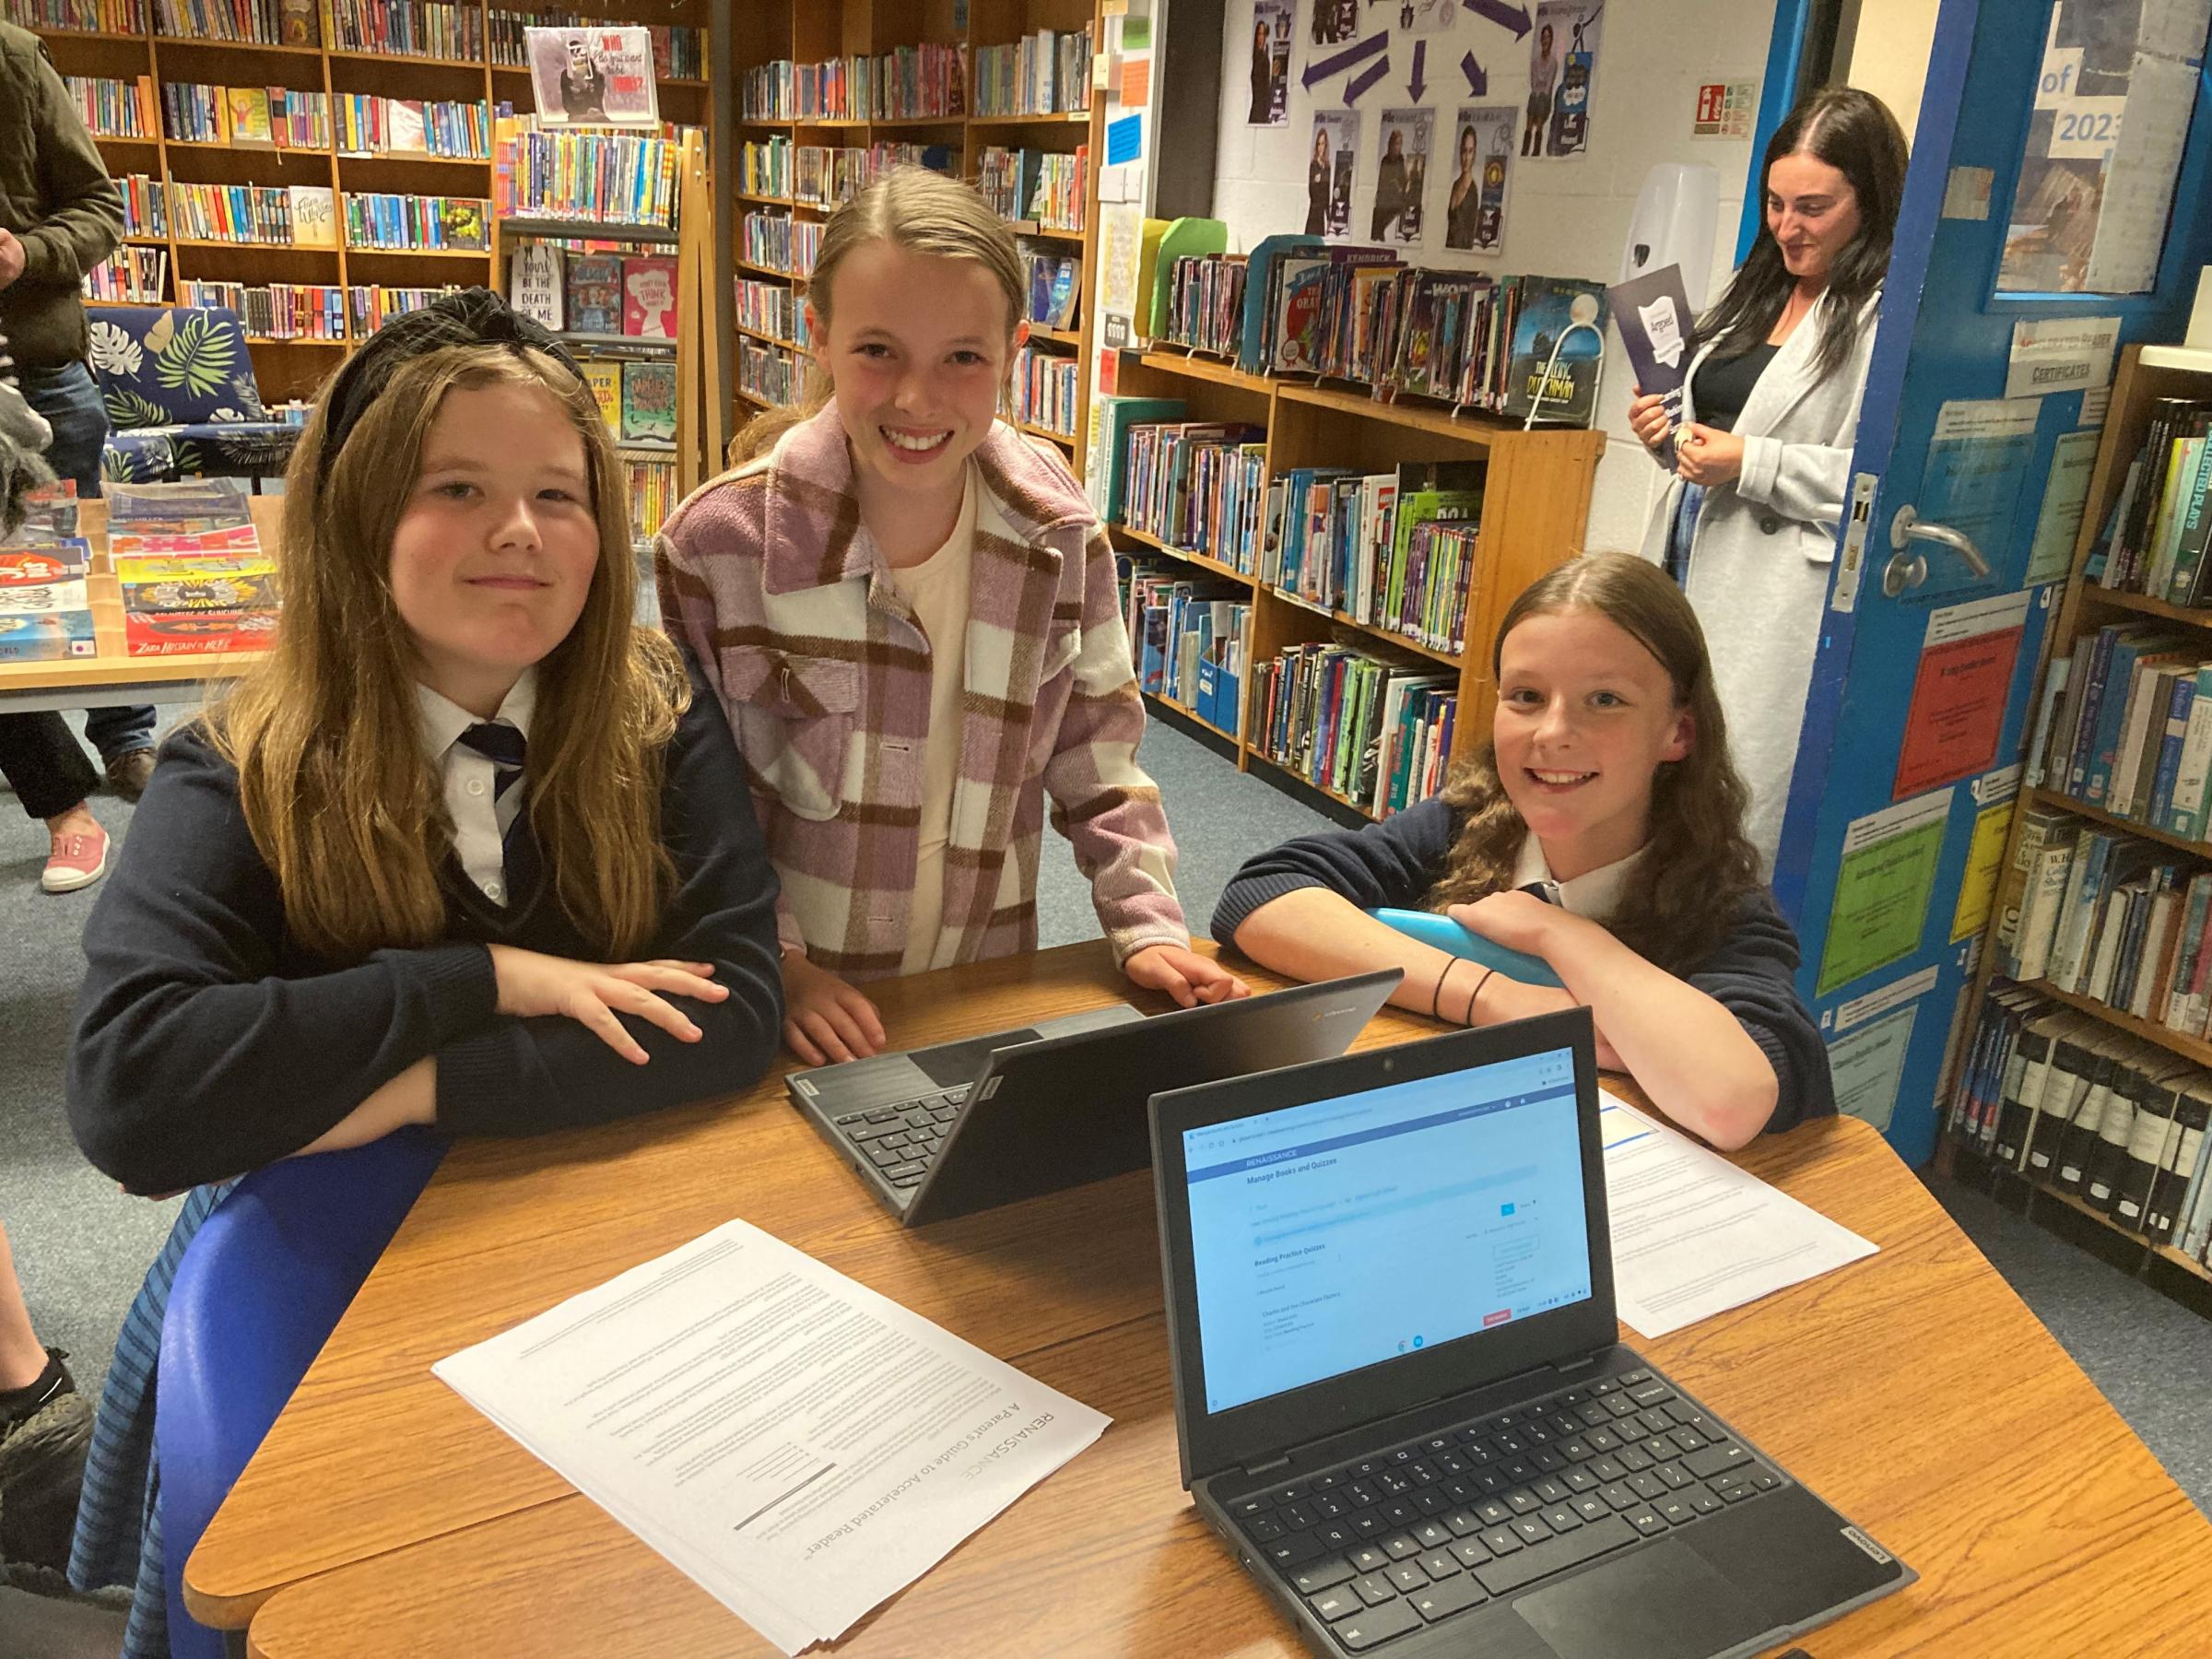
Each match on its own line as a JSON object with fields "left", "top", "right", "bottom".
{"left": 1894, "top": 591, "right": 2030, "bottom": 798}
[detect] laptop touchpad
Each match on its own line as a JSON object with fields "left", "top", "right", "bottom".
{"left": 1513, "top": 1540, "right": 1772, "bottom": 1659}
{"left": 913, "top": 1030, "right": 1042, "bottom": 1087}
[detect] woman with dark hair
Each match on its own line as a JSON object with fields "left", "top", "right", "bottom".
{"left": 1213, "top": 553, "right": 1832, "bottom": 1150}
{"left": 1305, "top": 127, "right": 1331, "bottom": 235}
{"left": 1627, "top": 85, "right": 1908, "bottom": 867}
{"left": 1248, "top": 20, "right": 1274, "bottom": 124}
{"left": 1371, "top": 129, "right": 1409, "bottom": 240}
{"left": 1445, "top": 124, "right": 1481, "bottom": 249}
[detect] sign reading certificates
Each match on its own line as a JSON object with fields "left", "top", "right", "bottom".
{"left": 525, "top": 26, "right": 660, "bottom": 126}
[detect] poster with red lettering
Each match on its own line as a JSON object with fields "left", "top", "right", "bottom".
{"left": 526, "top": 26, "right": 660, "bottom": 128}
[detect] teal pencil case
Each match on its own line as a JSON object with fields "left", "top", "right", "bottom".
{"left": 1368, "top": 907, "right": 1564, "bottom": 988}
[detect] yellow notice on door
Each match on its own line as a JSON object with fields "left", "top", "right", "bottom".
{"left": 1818, "top": 788, "right": 1952, "bottom": 998}
{"left": 1952, "top": 796, "right": 2017, "bottom": 942}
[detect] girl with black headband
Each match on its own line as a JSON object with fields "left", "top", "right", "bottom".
{"left": 59, "top": 289, "right": 785, "bottom": 1655}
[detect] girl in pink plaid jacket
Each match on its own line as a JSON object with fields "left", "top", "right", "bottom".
{"left": 660, "top": 169, "right": 1245, "bottom": 1064}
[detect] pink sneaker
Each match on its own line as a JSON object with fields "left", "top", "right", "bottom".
{"left": 41, "top": 821, "right": 109, "bottom": 893}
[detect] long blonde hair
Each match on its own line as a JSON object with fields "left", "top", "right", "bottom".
{"left": 1427, "top": 554, "right": 1761, "bottom": 972}
{"left": 211, "top": 343, "right": 687, "bottom": 961}
{"left": 731, "top": 166, "right": 1025, "bottom": 464}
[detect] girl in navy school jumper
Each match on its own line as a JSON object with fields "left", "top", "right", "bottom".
{"left": 62, "top": 291, "right": 784, "bottom": 1657}
{"left": 1213, "top": 552, "right": 1832, "bottom": 1148}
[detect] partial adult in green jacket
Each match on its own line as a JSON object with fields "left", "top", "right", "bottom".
{"left": 0, "top": 20, "right": 160, "bottom": 892}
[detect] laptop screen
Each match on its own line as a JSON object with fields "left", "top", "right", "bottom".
{"left": 1180, "top": 1043, "right": 1593, "bottom": 1416}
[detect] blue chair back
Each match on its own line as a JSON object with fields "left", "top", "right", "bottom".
{"left": 87, "top": 306, "right": 269, "bottom": 427}
{"left": 155, "top": 1129, "right": 443, "bottom": 1659}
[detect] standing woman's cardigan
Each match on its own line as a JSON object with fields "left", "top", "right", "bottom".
{"left": 1638, "top": 289, "right": 1881, "bottom": 868}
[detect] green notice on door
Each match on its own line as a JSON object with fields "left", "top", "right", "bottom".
{"left": 1817, "top": 788, "right": 1952, "bottom": 998}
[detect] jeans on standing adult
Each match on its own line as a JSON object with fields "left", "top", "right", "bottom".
{"left": 18, "top": 360, "right": 155, "bottom": 763}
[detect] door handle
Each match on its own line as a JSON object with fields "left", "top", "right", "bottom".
{"left": 1882, "top": 505, "right": 1992, "bottom": 595}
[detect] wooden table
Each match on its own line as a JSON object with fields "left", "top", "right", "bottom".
{"left": 0, "top": 495, "right": 277, "bottom": 714}
{"left": 185, "top": 944, "right": 2212, "bottom": 1656}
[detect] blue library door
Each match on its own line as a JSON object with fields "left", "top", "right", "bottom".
{"left": 1771, "top": 0, "right": 2212, "bottom": 1164}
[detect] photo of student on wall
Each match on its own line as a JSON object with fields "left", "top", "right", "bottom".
{"left": 1213, "top": 552, "right": 1834, "bottom": 1152}
{"left": 1309, "top": 110, "right": 1359, "bottom": 239}
{"left": 1249, "top": 0, "right": 1291, "bottom": 126}
{"left": 658, "top": 168, "right": 1246, "bottom": 1069}
{"left": 1534, "top": 1, "right": 1602, "bottom": 158}
{"left": 1371, "top": 108, "right": 1432, "bottom": 245}
{"left": 1446, "top": 104, "right": 1514, "bottom": 252}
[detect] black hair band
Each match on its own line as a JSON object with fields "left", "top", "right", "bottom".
{"left": 318, "top": 287, "right": 585, "bottom": 472}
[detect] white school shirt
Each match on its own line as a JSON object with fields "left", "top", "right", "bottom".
{"left": 414, "top": 669, "right": 536, "bottom": 906}
{"left": 887, "top": 469, "right": 979, "bottom": 974}
{"left": 1511, "top": 835, "right": 1644, "bottom": 925}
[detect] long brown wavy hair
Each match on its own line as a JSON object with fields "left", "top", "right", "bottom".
{"left": 1426, "top": 553, "right": 1762, "bottom": 974}
{"left": 209, "top": 343, "right": 688, "bottom": 962}
{"left": 729, "top": 166, "right": 1025, "bottom": 465}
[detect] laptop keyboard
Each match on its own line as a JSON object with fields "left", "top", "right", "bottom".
{"left": 828, "top": 1088, "right": 971, "bottom": 1188}
{"left": 1228, "top": 1369, "right": 1782, "bottom": 1652}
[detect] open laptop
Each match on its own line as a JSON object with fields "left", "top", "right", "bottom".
{"left": 788, "top": 970, "right": 1400, "bottom": 1227}
{"left": 1148, "top": 1008, "right": 1912, "bottom": 1658}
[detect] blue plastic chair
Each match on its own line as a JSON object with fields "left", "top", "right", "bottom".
{"left": 1369, "top": 907, "right": 1565, "bottom": 988}
{"left": 156, "top": 1129, "right": 444, "bottom": 1659}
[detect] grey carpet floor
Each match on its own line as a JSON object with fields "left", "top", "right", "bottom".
{"left": 2, "top": 711, "right": 2204, "bottom": 1541}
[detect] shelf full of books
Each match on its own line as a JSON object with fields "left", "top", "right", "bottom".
{"left": 1957, "top": 342, "right": 2212, "bottom": 1308}
{"left": 726, "top": 0, "right": 1106, "bottom": 453}
{"left": 24, "top": 0, "right": 712, "bottom": 407}
{"left": 1948, "top": 977, "right": 2212, "bottom": 1288}
{"left": 1094, "top": 323, "right": 1603, "bottom": 824}
{"left": 1158, "top": 239, "right": 1607, "bottom": 426}
{"left": 493, "top": 124, "right": 710, "bottom": 513}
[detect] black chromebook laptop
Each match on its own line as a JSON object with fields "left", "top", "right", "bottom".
{"left": 787, "top": 970, "right": 1400, "bottom": 1227}
{"left": 1149, "top": 1008, "right": 1912, "bottom": 1658}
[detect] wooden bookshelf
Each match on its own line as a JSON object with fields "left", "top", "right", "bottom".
{"left": 1948, "top": 342, "right": 2212, "bottom": 1295}
{"left": 25, "top": 1, "right": 711, "bottom": 404}
{"left": 1954, "top": 1145, "right": 2212, "bottom": 1291}
{"left": 1106, "top": 350, "right": 1605, "bottom": 822}
{"left": 2026, "top": 784, "right": 2212, "bottom": 861}
{"left": 724, "top": 0, "right": 1103, "bottom": 459}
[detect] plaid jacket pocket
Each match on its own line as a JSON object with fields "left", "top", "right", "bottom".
{"left": 720, "top": 643, "right": 859, "bottom": 822}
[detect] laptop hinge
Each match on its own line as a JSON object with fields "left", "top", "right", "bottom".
{"left": 1554, "top": 1353, "right": 1600, "bottom": 1375}
{"left": 1243, "top": 1454, "right": 1293, "bottom": 1478}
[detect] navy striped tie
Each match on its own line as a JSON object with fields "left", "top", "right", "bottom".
{"left": 457, "top": 722, "right": 525, "bottom": 802}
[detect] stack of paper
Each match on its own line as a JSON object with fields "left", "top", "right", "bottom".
{"left": 1600, "top": 1091, "right": 1878, "bottom": 1338}
{"left": 436, "top": 1219, "right": 1110, "bottom": 1653}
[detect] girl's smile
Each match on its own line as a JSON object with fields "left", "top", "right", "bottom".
{"left": 809, "top": 240, "right": 1023, "bottom": 535}
{"left": 1493, "top": 608, "right": 1692, "bottom": 879}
